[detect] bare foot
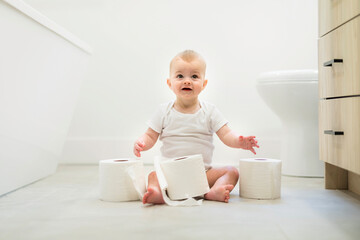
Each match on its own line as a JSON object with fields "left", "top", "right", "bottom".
{"left": 142, "top": 187, "right": 165, "bottom": 204}
{"left": 204, "top": 184, "right": 234, "bottom": 203}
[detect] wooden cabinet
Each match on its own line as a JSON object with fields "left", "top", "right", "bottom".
{"left": 319, "top": 97, "right": 360, "bottom": 174}
{"left": 318, "top": 16, "right": 360, "bottom": 98}
{"left": 318, "top": 0, "right": 360, "bottom": 196}
{"left": 319, "top": 0, "right": 360, "bottom": 36}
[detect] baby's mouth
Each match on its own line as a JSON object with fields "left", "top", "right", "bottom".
{"left": 181, "top": 87, "right": 192, "bottom": 91}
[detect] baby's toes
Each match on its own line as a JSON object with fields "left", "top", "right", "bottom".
{"left": 225, "top": 190, "right": 230, "bottom": 199}
{"left": 224, "top": 194, "right": 230, "bottom": 203}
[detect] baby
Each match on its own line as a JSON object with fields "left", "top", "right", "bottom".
{"left": 134, "top": 50, "right": 259, "bottom": 204}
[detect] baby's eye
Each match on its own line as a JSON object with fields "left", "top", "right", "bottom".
{"left": 192, "top": 75, "right": 199, "bottom": 79}
{"left": 176, "top": 74, "right": 184, "bottom": 79}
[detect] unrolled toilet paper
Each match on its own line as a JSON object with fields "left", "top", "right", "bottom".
{"left": 239, "top": 158, "right": 282, "bottom": 199}
{"left": 99, "top": 159, "right": 146, "bottom": 202}
{"left": 154, "top": 154, "right": 210, "bottom": 206}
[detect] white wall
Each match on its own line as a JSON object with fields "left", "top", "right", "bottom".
{"left": 25, "top": 0, "right": 318, "bottom": 165}
{"left": 1, "top": 0, "right": 91, "bottom": 195}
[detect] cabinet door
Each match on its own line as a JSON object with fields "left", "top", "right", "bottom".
{"left": 319, "top": 97, "right": 360, "bottom": 174}
{"left": 319, "top": 0, "right": 360, "bottom": 37}
{"left": 318, "top": 16, "right": 360, "bottom": 99}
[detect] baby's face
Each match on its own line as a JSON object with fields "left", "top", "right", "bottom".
{"left": 167, "top": 57, "right": 207, "bottom": 102}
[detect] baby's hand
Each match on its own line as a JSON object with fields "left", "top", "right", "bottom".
{"left": 239, "top": 136, "right": 259, "bottom": 154}
{"left": 134, "top": 139, "right": 145, "bottom": 157}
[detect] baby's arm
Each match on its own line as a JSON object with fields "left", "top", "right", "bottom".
{"left": 133, "top": 128, "right": 159, "bottom": 157}
{"left": 216, "top": 124, "right": 259, "bottom": 154}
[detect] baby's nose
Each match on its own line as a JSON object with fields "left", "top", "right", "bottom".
{"left": 184, "top": 78, "right": 191, "bottom": 84}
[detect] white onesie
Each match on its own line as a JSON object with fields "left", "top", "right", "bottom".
{"left": 147, "top": 100, "right": 228, "bottom": 169}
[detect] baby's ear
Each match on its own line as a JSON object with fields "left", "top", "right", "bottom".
{"left": 202, "top": 79, "right": 208, "bottom": 89}
{"left": 167, "top": 78, "right": 172, "bottom": 88}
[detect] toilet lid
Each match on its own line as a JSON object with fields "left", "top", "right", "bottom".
{"left": 257, "top": 69, "right": 318, "bottom": 84}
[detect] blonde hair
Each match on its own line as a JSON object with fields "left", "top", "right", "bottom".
{"left": 170, "top": 50, "right": 206, "bottom": 73}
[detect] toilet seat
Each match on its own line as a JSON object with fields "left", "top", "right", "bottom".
{"left": 257, "top": 69, "right": 318, "bottom": 84}
{"left": 256, "top": 68, "right": 323, "bottom": 177}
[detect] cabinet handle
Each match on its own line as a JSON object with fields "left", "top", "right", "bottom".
{"left": 324, "top": 130, "right": 344, "bottom": 135}
{"left": 323, "top": 59, "right": 343, "bottom": 67}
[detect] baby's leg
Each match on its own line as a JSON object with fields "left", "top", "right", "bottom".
{"left": 142, "top": 171, "right": 165, "bottom": 204}
{"left": 204, "top": 166, "right": 239, "bottom": 203}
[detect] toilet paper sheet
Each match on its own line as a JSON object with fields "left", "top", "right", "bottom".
{"left": 239, "top": 158, "right": 282, "bottom": 199}
{"left": 99, "top": 159, "right": 146, "bottom": 202}
{"left": 154, "top": 154, "right": 210, "bottom": 206}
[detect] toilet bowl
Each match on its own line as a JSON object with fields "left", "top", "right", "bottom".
{"left": 256, "top": 70, "right": 324, "bottom": 177}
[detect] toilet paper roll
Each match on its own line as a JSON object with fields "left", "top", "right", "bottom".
{"left": 99, "top": 159, "right": 146, "bottom": 202}
{"left": 154, "top": 154, "right": 210, "bottom": 206}
{"left": 239, "top": 158, "right": 282, "bottom": 199}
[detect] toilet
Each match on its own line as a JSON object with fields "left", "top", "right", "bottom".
{"left": 256, "top": 70, "right": 324, "bottom": 177}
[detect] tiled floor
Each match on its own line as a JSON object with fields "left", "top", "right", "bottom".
{"left": 1, "top": 165, "right": 360, "bottom": 240}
